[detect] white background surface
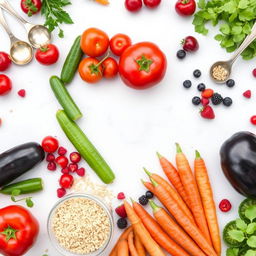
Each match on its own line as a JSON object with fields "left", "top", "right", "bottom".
{"left": 1, "top": 0, "right": 256, "bottom": 255}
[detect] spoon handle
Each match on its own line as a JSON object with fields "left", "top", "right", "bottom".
{"left": 230, "top": 22, "right": 256, "bottom": 64}
{"left": 0, "top": 8, "right": 16, "bottom": 42}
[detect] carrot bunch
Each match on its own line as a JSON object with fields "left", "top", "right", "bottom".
{"left": 110, "top": 144, "right": 221, "bottom": 256}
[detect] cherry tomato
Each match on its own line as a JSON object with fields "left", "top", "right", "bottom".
{"left": 41, "top": 136, "right": 59, "bottom": 153}
{"left": 102, "top": 57, "right": 119, "bottom": 79}
{"left": 175, "top": 0, "right": 196, "bottom": 16}
{"left": 143, "top": 0, "right": 161, "bottom": 8}
{"left": 110, "top": 34, "right": 132, "bottom": 56}
{"left": 59, "top": 174, "right": 74, "bottom": 189}
{"left": 79, "top": 57, "right": 103, "bottom": 83}
{"left": 80, "top": 28, "right": 109, "bottom": 57}
{"left": 251, "top": 115, "right": 256, "bottom": 125}
{"left": 21, "top": 0, "right": 42, "bottom": 16}
{"left": 35, "top": 44, "right": 59, "bottom": 65}
{"left": 0, "top": 52, "right": 11, "bottom": 71}
{"left": 119, "top": 42, "right": 167, "bottom": 90}
{"left": 125, "top": 0, "right": 142, "bottom": 12}
{"left": 182, "top": 36, "right": 199, "bottom": 52}
{"left": 56, "top": 156, "right": 69, "bottom": 168}
{"left": 0, "top": 74, "right": 12, "bottom": 96}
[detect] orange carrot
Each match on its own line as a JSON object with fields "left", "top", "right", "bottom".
{"left": 175, "top": 143, "right": 212, "bottom": 244}
{"left": 134, "top": 231, "right": 146, "bottom": 256}
{"left": 195, "top": 150, "right": 221, "bottom": 256}
{"left": 133, "top": 200, "right": 191, "bottom": 256}
{"left": 144, "top": 168, "right": 194, "bottom": 224}
{"left": 117, "top": 239, "right": 129, "bottom": 256}
{"left": 95, "top": 0, "right": 109, "bottom": 5}
{"left": 109, "top": 226, "right": 133, "bottom": 256}
{"left": 148, "top": 178, "right": 217, "bottom": 256}
{"left": 128, "top": 231, "right": 139, "bottom": 256}
{"left": 124, "top": 200, "right": 166, "bottom": 256}
{"left": 157, "top": 152, "right": 190, "bottom": 206}
{"left": 149, "top": 200, "right": 206, "bottom": 256}
{"left": 142, "top": 179, "right": 155, "bottom": 192}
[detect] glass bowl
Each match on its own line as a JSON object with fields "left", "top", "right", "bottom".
{"left": 47, "top": 193, "right": 114, "bottom": 256}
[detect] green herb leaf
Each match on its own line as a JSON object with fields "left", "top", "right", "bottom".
{"left": 245, "top": 206, "right": 256, "bottom": 222}
{"left": 245, "top": 250, "right": 256, "bottom": 256}
{"left": 198, "top": 0, "right": 206, "bottom": 9}
{"left": 238, "top": 0, "right": 249, "bottom": 8}
{"left": 236, "top": 218, "right": 248, "bottom": 231}
{"left": 26, "top": 198, "right": 34, "bottom": 208}
{"left": 215, "top": 34, "right": 224, "bottom": 41}
{"left": 247, "top": 223, "right": 256, "bottom": 234}
{"left": 248, "top": 236, "right": 256, "bottom": 248}
{"left": 220, "top": 23, "right": 231, "bottom": 34}
{"left": 228, "top": 230, "right": 245, "bottom": 242}
{"left": 226, "top": 248, "right": 239, "bottom": 256}
{"left": 231, "top": 25, "right": 243, "bottom": 34}
{"left": 11, "top": 189, "right": 21, "bottom": 202}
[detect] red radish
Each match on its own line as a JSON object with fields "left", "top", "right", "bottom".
{"left": 46, "top": 153, "right": 55, "bottom": 162}
{"left": 117, "top": 192, "right": 126, "bottom": 200}
{"left": 70, "top": 152, "right": 81, "bottom": 163}
{"left": 201, "top": 98, "right": 209, "bottom": 106}
{"left": 47, "top": 162, "right": 57, "bottom": 171}
{"left": 76, "top": 167, "right": 86, "bottom": 177}
{"left": 57, "top": 187, "right": 66, "bottom": 198}
{"left": 143, "top": 0, "right": 161, "bottom": 8}
{"left": 115, "top": 204, "right": 127, "bottom": 218}
{"left": 58, "top": 146, "right": 67, "bottom": 155}
{"left": 18, "top": 89, "right": 26, "bottom": 97}
{"left": 202, "top": 89, "right": 214, "bottom": 98}
{"left": 250, "top": 115, "right": 256, "bottom": 125}
{"left": 252, "top": 68, "right": 256, "bottom": 78}
{"left": 41, "top": 136, "right": 59, "bottom": 153}
{"left": 68, "top": 163, "right": 78, "bottom": 173}
{"left": 219, "top": 199, "right": 232, "bottom": 212}
{"left": 200, "top": 106, "right": 215, "bottom": 119}
{"left": 59, "top": 174, "right": 74, "bottom": 189}
{"left": 125, "top": 0, "right": 142, "bottom": 12}
{"left": 61, "top": 167, "right": 69, "bottom": 174}
{"left": 182, "top": 36, "right": 199, "bottom": 52}
{"left": 0, "top": 52, "right": 11, "bottom": 71}
{"left": 243, "top": 90, "right": 251, "bottom": 99}
{"left": 56, "top": 155, "right": 69, "bottom": 168}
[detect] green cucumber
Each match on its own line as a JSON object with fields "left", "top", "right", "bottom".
{"left": 50, "top": 76, "right": 82, "bottom": 121}
{"left": 61, "top": 36, "right": 83, "bottom": 84}
{"left": 239, "top": 198, "right": 256, "bottom": 222}
{"left": 0, "top": 178, "right": 43, "bottom": 195}
{"left": 56, "top": 110, "right": 115, "bottom": 184}
{"left": 223, "top": 221, "right": 245, "bottom": 247}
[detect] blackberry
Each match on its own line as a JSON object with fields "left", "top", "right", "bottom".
{"left": 145, "top": 191, "right": 154, "bottom": 199}
{"left": 223, "top": 97, "right": 233, "bottom": 107}
{"left": 211, "top": 93, "right": 223, "bottom": 105}
{"left": 193, "top": 69, "right": 201, "bottom": 78}
{"left": 192, "top": 96, "right": 201, "bottom": 106}
{"left": 177, "top": 50, "right": 186, "bottom": 59}
{"left": 117, "top": 218, "right": 128, "bottom": 229}
{"left": 139, "top": 195, "right": 149, "bottom": 205}
{"left": 197, "top": 83, "right": 206, "bottom": 92}
{"left": 183, "top": 80, "right": 192, "bottom": 89}
{"left": 226, "top": 79, "right": 235, "bottom": 88}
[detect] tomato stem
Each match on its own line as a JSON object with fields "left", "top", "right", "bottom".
{"left": 181, "top": 0, "right": 190, "bottom": 4}
{"left": 136, "top": 55, "right": 153, "bottom": 73}
{"left": 1, "top": 226, "right": 17, "bottom": 241}
{"left": 89, "top": 52, "right": 110, "bottom": 75}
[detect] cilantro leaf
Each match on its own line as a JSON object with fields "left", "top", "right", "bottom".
{"left": 226, "top": 248, "right": 239, "bottom": 256}
{"left": 229, "top": 230, "right": 245, "bottom": 242}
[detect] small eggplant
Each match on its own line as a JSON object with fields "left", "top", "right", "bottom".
{"left": 0, "top": 143, "right": 45, "bottom": 187}
{"left": 220, "top": 131, "right": 256, "bottom": 198}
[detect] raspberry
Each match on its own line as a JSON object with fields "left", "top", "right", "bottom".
{"left": 17, "top": 89, "right": 26, "bottom": 97}
{"left": 46, "top": 153, "right": 55, "bottom": 162}
{"left": 219, "top": 199, "right": 232, "bottom": 212}
{"left": 115, "top": 204, "right": 127, "bottom": 218}
{"left": 68, "top": 163, "right": 78, "bottom": 173}
{"left": 57, "top": 188, "right": 66, "bottom": 198}
{"left": 47, "top": 162, "right": 56, "bottom": 171}
{"left": 76, "top": 167, "right": 86, "bottom": 177}
{"left": 58, "top": 146, "right": 67, "bottom": 155}
{"left": 117, "top": 192, "right": 126, "bottom": 200}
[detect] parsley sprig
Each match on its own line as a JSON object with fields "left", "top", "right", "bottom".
{"left": 193, "top": 0, "right": 256, "bottom": 60}
{"left": 41, "top": 0, "right": 74, "bottom": 38}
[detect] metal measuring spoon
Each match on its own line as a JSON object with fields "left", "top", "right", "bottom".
{"left": 0, "top": 8, "right": 32, "bottom": 65}
{"left": 210, "top": 22, "right": 256, "bottom": 84}
{"left": 0, "top": 0, "right": 51, "bottom": 48}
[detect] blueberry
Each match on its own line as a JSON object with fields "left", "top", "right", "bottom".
{"left": 183, "top": 80, "right": 192, "bottom": 89}
{"left": 192, "top": 96, "right": 201, "bottom": 106}
{"left": 177, "top": 50, "right": 186, "bottom": 59}
{"left": 193, "top": 69, "right": 201, "bottom": 78}
{"left": 211, "top": 93, "right": 223, "bottom": 105}
{"left": 145, "top": 191, "right": 154, "bottom": 199}
{"left": 117, "top": 218, "right": 128, "bottom": 229}
{"left": 197, "top": 83, "right": 206, "bottom": 92}
{"left": 226, "top": 79, "right": 235, "bottom": 88}
{"left": 223, "top": 97, "right": 233, "bottom": 107}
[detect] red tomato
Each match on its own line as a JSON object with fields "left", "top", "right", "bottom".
{"left": 175, "top": 0, "right": 196, "bottom": 16}
{"left": 21, "top": 0, "right": 42, "bottom": 16}
{"left": 143, "top": 0, "right": 161, "bottom": 8}
{"left": 35, "top": 44, "right": 59, "bottom": 65}
{"left": 125, "top": 0, "right": 142, "bottom": 12}
{"left": 56, "top": 156, "right": 69, "bottom": 168}
{"left": 119, "top": 42, "right": 167, "bottom": 90}
{"left": 79, "top": 57, "right": 103, "bottom": 83}
{"left": 0, "top": 205, "right": 39, "bottom": 256}
{"left": 59, "top": 174, "right": 74, "bottom": 189}
{"left": 0, "top": 74, "right": 12, "bottom": 96}
{"left": 0, "top": 52, "right": 11, "bottom": 71}
{"left": 110, "top": 34, "right": 132, "bottom": 56}
{"left": 41, "top": 136, "right": 59, "bottom": 153}
{"left": 182, "top": 36, "right": 199, "bottom": 52}
{"left": 80, "top": 28, "right": 109, "bottom": 57}
{"left": 102, "top": 57, "right": 119, "bottom": 79}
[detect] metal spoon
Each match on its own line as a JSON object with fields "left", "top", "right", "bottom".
{"left": 0, "top": 0, "right": 51, "bottom": 48}
{"left": 0, "top": 8, "right": 32, "bottom": 65}
{"left": 210, "top": 22, "right": 256, "bottom": 84}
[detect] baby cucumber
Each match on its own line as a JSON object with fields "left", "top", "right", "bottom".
{"left": 0, "top": 178, "right": 43, "bottom": 195}
{"left": 239, "top": 198, "right": 256, "bottom": 222}
{"left": 61, "top": 36, "right": 83, "bottom": 84}
{"left": 223, "top": 221, "right": 245, "bottom": 247}
{"left": 56, "top": 110, "right": 115, "bottom": 184}
{"left": 50, "top": 76, "right": 82, "bottom": 121}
